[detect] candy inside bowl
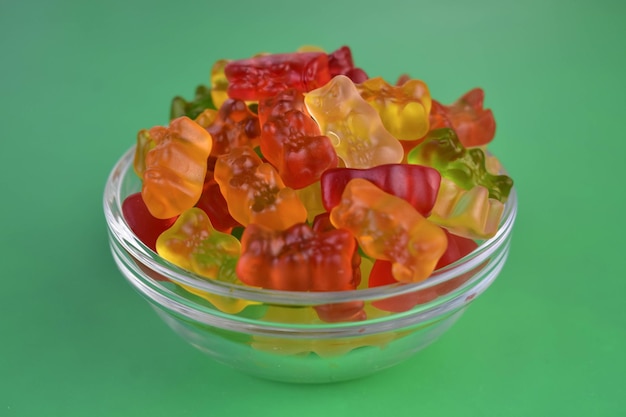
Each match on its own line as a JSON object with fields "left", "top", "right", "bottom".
{"left": 104, "top": 146, "right": 517, "bottom": 383}
{"left": 103, "top": 45, "right": 517, "bottom": 383}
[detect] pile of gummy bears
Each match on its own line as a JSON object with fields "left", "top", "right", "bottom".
{"left": 122, "top": 45, "right": 513, "bottom": 323}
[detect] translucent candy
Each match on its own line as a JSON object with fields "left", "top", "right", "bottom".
{"left": 357, "top": 77, "right": 431, "bottom": 140}
{"left": 140, "top": 117, "right": 213, "bottom": 219}
{"left": 330, "top": 178, "right": 447, "bottom": 283}
{"left": 213, "top": 146, "right": 307, "bottom": 230}
{"left": 305, "top": 75, "right": 404, "bottom": 168}
{"left": 407, "top": 128, "right": 513, "bottom": 202}
{"left": 429, "top": 178, "right": 505, "bottom": 239}
{"left": 156, "top": 208, "right": 254, "bottom": 313}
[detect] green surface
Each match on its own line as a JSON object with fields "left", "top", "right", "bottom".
{"left": 1, "top": 0, "right": 625, "bottom": 415}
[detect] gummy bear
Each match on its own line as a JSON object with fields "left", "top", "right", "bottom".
{"left": 258, "top": 305, "right": 320, "bottom": 327}
{"left": 368, "top": 229, "right": 479, "bottom": 312}
{"left": 314, "top": 301, "right": 366, "bottom": 323}
{"left": 435, "top": 228, "right": 479, "bottom": 270}
{"left": 257, "top": 88, "right": 307, "bottom": 126}
{"left": 259, "top": 89, "right": 337, "bottom": 189}
{"left": 157, "top": 207, "right": 240, "bottom": 280}
{"left": 330, "top": 178, "right": 447, "bottom": 283}
{"left": 428, "top": 229, "right": 485, "bottom": 297}
{"left": 237, "top": 220, "right": 364, "bottom": 322}
{"left": 251, "top": 332, "right": 397, "bottom": 358}
{"left": 429, "top": 88, "right": 496, "bottom": 148}
{"left": 312, "top": 212, "right": 362, "bottom": 287}
{"left": 295, "top": 181, "right": 326, "bottom": 223}
{"left": 122, "top": 192, "right": 178, "bottom": 251}
{"left": 368, "top": 260, "right": 439, "bottom": 312}
{"left": 304, "top": 75, "right": 404, "bottom": 168}
{"left": 193, "top": 107, "right": 217, "bottom": 130}
{"left": 156, "top": 207, "right": 252, "bottom": 314}
{"left": 485, "top": 153, "right": 503, "bottom": 175}
{"left": 395, "top": 74, "right": 411, "bottom": 86}
{"left": 429, "top": 177, "right": 505, "bottom": 239}
{"left": 133, "top": 128, "right": 153, "bottom": 179}
{"left": 357, "top": 77, "right": 431, "bottom": 140}
{"left": 170, "top": 85, "right": 216, "bottom": 120}
{"left": 140, "top": 116, "right": 213, "bottom": 219}
{"left": 213, "top": 146, "right": 307, "bottom": 230}
{"left": 236, "top": 222, "right": 358, "bottom": 292}
{"left": 197, "top": 99, "right": 261, "bottom": 158}
{"left": 407, "top": 128, "right": 513, "bottom": 202}
{"left": 209, "top": 59, "right": 230, "bottom": 110}
{"left": 195, "top": 179, "right": 240, "bottom": 233}
{"left": 327, "top": 45, "right": 368, "bottom": 83}
{"left": 225, "top": 52, "right": 331, "bottom": 101}
{"left": 297, "top": 45, "right": 327, "bottom": 52}
{"left": 320, "top": 164, "right": 441, "bottom": 216}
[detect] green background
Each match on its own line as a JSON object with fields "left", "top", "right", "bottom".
{"left": 2, "top": 0, "right": 625, "bottom": 415}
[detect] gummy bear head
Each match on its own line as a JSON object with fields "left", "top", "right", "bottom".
{"left": 304, "top": 75, "right": 357, "bottom": 119}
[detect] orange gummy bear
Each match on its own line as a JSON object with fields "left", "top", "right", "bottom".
{"left": 140, "top": 116, "right": 213, "bottom": 219}
{"left": 330, "top": 178, "right": 447, "bottom": 283}
{"left": 213, "top": 146, "right": 307, "bottom": 230}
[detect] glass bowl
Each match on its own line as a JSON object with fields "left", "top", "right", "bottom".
{"left": 103, "top": 146, "right": 517, "bottom": 383}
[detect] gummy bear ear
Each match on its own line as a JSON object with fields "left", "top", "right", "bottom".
{"left": 337, "top": 75, "right": 357, "bottom": 98}
{"left": 326, "top": 80, "right": 342, "bottom": 101}
{"left": 459, "top": 88, "right": 485, "bottom": 107}
{"left": 320, "top": 76, "right": 359, "bottom": 116}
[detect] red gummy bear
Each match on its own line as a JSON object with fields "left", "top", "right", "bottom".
{"left": 320, "top": 164, "right": 441, "bottom": 216}
{"left": 310, "top": 213, "right": 365, "bottom": 322}
{"left": 122, "top": 192, "right": 178, "bottom": 251}
{"left": 238, "top": 222, "right": 364, "bottom": 322}
{"left": 195, "top": 179, "right": 240, "bottom": 233}
{"left": 327, "top": 45, "right": 368, "bottom": 83}
{"left": 225, "top": 52, "right": 332, "bottom": 101}
{"left": 204, "top": 99, "right": 261, "bottom": 157}
{"left": 312, "top": 212, "right": 361, "bottom": 287}
{"left": 429, "top": 88, "right": 496, "bottom": 148}
{"left": 237, "top": 223, "right": 358, "bottom": 292}
{"left": 257, "top": 88, "right": 308, "bottom": 126}
{"left": 259, "top": 89, "right": 337, "bottom": 189}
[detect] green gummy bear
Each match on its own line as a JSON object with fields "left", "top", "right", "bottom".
{"left": 170, "top": 85, "right": 216, "bottom": 120}
{"left": 407, "top": 128, "right": 513, "bottom": 202}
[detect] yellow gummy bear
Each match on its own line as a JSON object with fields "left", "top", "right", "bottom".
{"left": 296, "top": 45, "right": 327, "bottom": 52}
{"left": 429, "top": 178, "right": 505, "bottom": 239}
{"left": 295, "top": 181, "right": 326, "bottom": 223}
{"left": 210, "top": 59, "right": 230, "bottom": 110}
{"left": 194, "top": 108, "right": 218, "bottom": 129}
{"left": 251, "top": 332, "right": 399, "bottom": 358}
{"left": 133, "top": 128, "right": 154, "bottom": 179}
{"left": 357, "top": 77, "right": 431, "bottom": 140}
{"left": 156, "top": 208, "right": 257, "bottom": 314}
